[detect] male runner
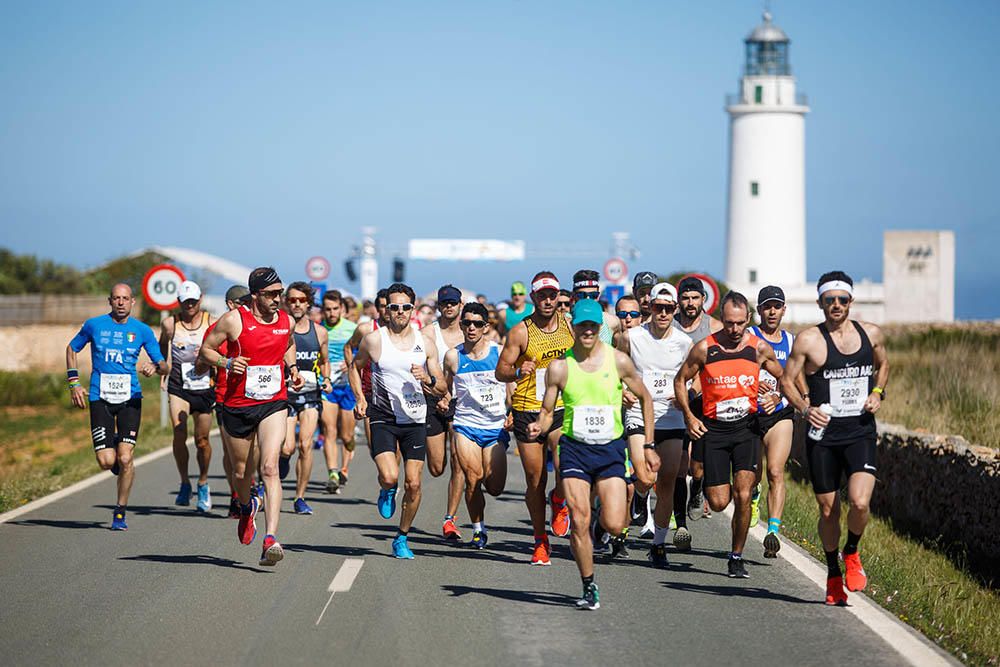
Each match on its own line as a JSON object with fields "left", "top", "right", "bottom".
{"left": 632, "top": 271, "right": 658, "bottom": 322}
{"left": 424, "top": 285, "right": 467, "bottom": 541}
{"left": 502, "top": 281, "right": 534, "bottom": 335}
{"left": 781, "top": 271, "right": 889, "bottom": 605}
{"left": 496, "top": 271, "right": 575, "bottom": 564}
{"left": 200, "top": 267, "right": 304, "bottom": 566}
{"left": 571, "top": 269, "right": 620, "bottom": 345}
{"left": 674, "top": 291, "right": 783, "bottom": 578}
{"left": 443, "top": 302, "right": 510, "bottom": 549}
{"left": 281, "top": 282, "right": 333, "bottom": 515}
{"left": 617, "top": 283, "right": 694, "bottom": 564}
{"left": 158, "top": 280, "right": 216, "bottom": 511}
{"left": 343, "top": 289, "right": 389, "bottom": 451}
{"left": 320, "top": 290, "right": 359, "bottom": 493}
{"left": 67, "top": 283, "right": 168, "bottom": 530}
{"left": 614, "top": 293, "right": 647, "bottom": 537}
{"left": 349, "top": 283, "right": 445, "bottom": 559}
{"left": 556, "top": 290, "right": 573, "bottom": 318}
{"left": 528, "top": 299, "right": 655, "bottom": 609}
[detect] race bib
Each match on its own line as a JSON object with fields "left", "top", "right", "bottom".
{"left": 758, "top": 368, "right": 779, "bottom": 395}
{"left": 393, "top": 383, "right": 427, "bottom": 423}
{"left": 99, "top": 373, "right": 131, "bottom": 404}
{"left": 715, "top": 396, "right": 751, "bottom": 422}
{"left": 245, "top": 364, "right": 281, "bottom": 401}
{"left": 830, "top": 377, "right": 868, "bottom": 417}
{"left": 181, "top": 362, "right": 211, "bottom": 391}
{"left": 470, "top": 373, "right": 505, "bottom": 418}
{"left": 297, "top": 370, "right": 318, "bottom": 393}
{"left": 572, "top": 405, "right": 616, "bottom": 444}
{"left": 534, "top": 368, "right": 547, "bottom": 402}
{"left": 643, "top": 370, "right": 672, "bottom": 399}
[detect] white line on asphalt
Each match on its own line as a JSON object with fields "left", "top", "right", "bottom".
{"left": 721, "top": 503, "right": 956, "bottom": 666}
{"left": 0, "top": 429, "right": 220, "bottom": 525}
{"left": 316, "top": 559, "right": 365, "bottom": 626}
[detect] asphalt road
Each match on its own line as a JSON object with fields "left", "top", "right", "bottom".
{"left": 0, "top": 434, "right": 947, "bottom": 666}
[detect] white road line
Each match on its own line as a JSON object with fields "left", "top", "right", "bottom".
{"left": 316, "top": 559, "right": 365, "bottom": 626}
{"left": 0, "top": 429, "right": 220, "bottom": 525}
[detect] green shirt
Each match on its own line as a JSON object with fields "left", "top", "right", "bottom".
{"left": 561, "top": 343, "right": 623, "bottom": 444}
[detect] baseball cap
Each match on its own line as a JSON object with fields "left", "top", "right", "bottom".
{"left": 225, "top": 285, "right": 250, "bottom": 303}
{"left": 650, "top": 282, "right": 677, "bottom": 303}
{"left": 178, "top": 280, "right": 202, "bottom": 302}
{"left": 633, "top": 271, "right": 658, "bottom": 292}
{"left": 437, "top": 285, "right": 462, "bottom": 303}
{"left": 677, "top": 276, "right": 706, "bottom": 296}
{"left": 511, "top": 281, "right": 527, "bottom": 296}
{"left": 757, "top": 285, "right": 785, "bottom": 306}
{"left": 571, "top": 299, "right": 604, "bottom": 326}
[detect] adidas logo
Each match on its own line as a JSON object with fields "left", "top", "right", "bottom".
{"left": 414, "top": 345, "right": 423, "bottom": 352}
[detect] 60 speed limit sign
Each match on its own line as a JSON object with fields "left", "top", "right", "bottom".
{"left": 142, "top": 264, "right": 186, "bottom": 311}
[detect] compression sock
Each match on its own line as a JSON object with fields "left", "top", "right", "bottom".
{"left": 767, "top": 518, "right": 782, "bottom": 534}
{"left": 673, "top": 477, "right": 688, "bottom": 528}
{"left": 397, "top": 529, "right": 409, "bottom": 538}
{"left": 825, "top": 549, "right": 841, "bottom": 578}
{"left": 689, "top": 476, "right": 703, "bottom": 499}
{"left": 730, "top": 552, "right": 742, "bottom": 560}
{"left": 652, "top": 524, "right": 669, "bottom": 546}
{"left": 843, "top": 531, "right": 862, "bottom": 555}
{"left": 582, "top": 574, "right": 594, "bottom": 588}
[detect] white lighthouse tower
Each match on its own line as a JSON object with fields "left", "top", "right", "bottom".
{"left": 724, "top": 12, "right": 809, "bottom": 294}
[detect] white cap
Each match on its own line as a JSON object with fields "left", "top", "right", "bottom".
{"left": 178, "top": 280, "right": 202, "bottom": 302}
{"left": 650, "top": 282, "right": 677, "bottom": 303}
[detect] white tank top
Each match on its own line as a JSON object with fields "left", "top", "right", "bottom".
{"left": 369, "top": 327, "right": 428, "bottom": 425}
{"left": 453, "top": 342, "right": 506, "bottom": 430}
{"left": 626, "top": 323, "right": 692, "bottom": 430}
{"left": 432, "top": 321, "right": 450, "bottom": 365}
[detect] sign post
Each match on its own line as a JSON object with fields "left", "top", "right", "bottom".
{"left": 142, "top": 264, "right": 186, "bottom": 428}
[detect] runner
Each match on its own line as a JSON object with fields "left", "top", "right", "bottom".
{"left": 502, "top": 281, "right": 534, "bottom": 335}
{"left": 527, "top": 299, "right": 655, "bottom": 608}
{"left": 349, "top": 283, "right": 446, "bottom": 559}
{"left": 572, "top": 269, "right": 620, "bottom": 344}
{"left": 199, "top": 267, "right": 304, "bottom": 567}
{"left": 319, "top": 290, "right": 359, "bottom": 494}
{"left": 673, "top": 291, "right": 783, "bottom": 578}
{"left": 614, "top": 293, "right": 648, "bottom": 539}
{"left": 158, "top": 280, "right": 216, "bottom": 511}
{"left": 613, "top": 294, "right": 641, "bottom": 347}
{"left": 781, "top": 271, "right": 889, "bottom": 605}
{"left": 617, "top": 283, "right": 694, "bottom": 564}
{"left": 66, "top": 283, "right": 168, "bottom": 530}
{"left": 632, "top": 271, "right": 658, "bottom": 322}
{"left": 556, "top": 290, "right": 573, "bottom": 318}
{"left": 281, "top": 282, "right": 333, "bottom": 516}
{"left": 442, "top": 302, "right": 510, "bottom": 549}
{"left": 496, "top": 271, "right": 575, "bottom": 565}
{"left": 424, "top": 285, "right": 467, "bottom": 541}
{"left": 343, "top": 288, "right": 389, "bottom": 454}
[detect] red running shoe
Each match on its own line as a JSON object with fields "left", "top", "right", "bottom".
{"left": 442, "top": 517, "right": 462, "bottom": 541}
{"left": 843, "top": 552, "right": 868, "bottom": 591}
{"left": 549, "top": 491, "right": 571, "bottom": 538}
{"left": 530, "top": 537, "right": 551, "bottom": 566}
{"left": 237, "top": 496, "right": 259, "bottom": 545}
{"left": 259, "top": 535, "right": 284, "bottom": 567}
{"left": 826, "top": 575, "right": 848, "bottom": 606}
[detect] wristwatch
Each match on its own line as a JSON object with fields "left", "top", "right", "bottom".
{"left": 643, "top": 443, "right": 656, "bottom": 451}
{"left": 427, "top": 374, "right": 437, "bottom": 388}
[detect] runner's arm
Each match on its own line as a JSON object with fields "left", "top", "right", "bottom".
{"left": 674, "top": 342, "right": 707, "bottom": 438}
{"left": 758, "top": 341, "right": 783, "bottom": 381}
{"left": 495, "top": 322, "right": 527, "bottom": 382}
{"left": 199, "top": 310, "right": 244, "bottom": 373}
{"left": 420, "top": 338, "right": 447, "bottom": 398}
{"left": 347, "top": 331, "right": 375, "bottom": 415}
{"left": 66, "top": 325, "right": 89, "bottom": 409}
{"left": 157, "top": 315, "right": 174, "bottom": 365}
{"left": 781, "top": 330, "right": 814, "bottom": 414}
{"left": 316, "top": 325, "right": 332, "bottom": 391}
{"left": 285, "top": 330, "right": 303, "bottom": 390}
{"left": 531, "top": 358, "right": 565, "bottom": 437}
{"left": 864, "top": 322, "right": 890, "bottom": 414}
{"left": 342, "top": 322, "right": 368, "bottom": 369}
{"left": 617, "top": 350, "right": 655, "bottom": 446}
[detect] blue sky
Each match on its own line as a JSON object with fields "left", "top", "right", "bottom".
{"left": 1, "top": 1, "right": 997, "bottom": 317}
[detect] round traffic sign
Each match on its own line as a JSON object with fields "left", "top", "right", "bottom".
{"left": 603, "top": 257, "right": 628, "bottom": 284}
{"left": 305, "top": 256, "right": 331, "bottom": 281}
{"left": 142, "top": 264, "right": 186, "bottom": 311}
{"left": 677, "top": 273, "right": 721, "bottom": 315}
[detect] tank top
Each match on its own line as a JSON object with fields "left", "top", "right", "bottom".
{"left": 511, "top": 315, "right": 574, "bottom": 412}
{"left": 453, "top": 342, "right": 505, "bottom": 430}
{"left": 806, "top": 321, "right": 876, "bottom": 444}
{"left": 324, "top": 317, "right": 357, "bottom": 386}
{"left": 169, "top": 311, "right": 212, "bottom": 392}
{"left": 561, "top": 343, "right": 624, "bottom": 444}
{"left": 751, "top": 326, "right": 793, "bottom": 411}
{"left": 673, "top": 314, "right": 713, "bottom": 344}
{"left": 224, "top": 306, "right": 291, "bottom": 408}
{"left": 700, "top": 333, "right": 760, "bottom": 425}
{"left": 432, "top": 321, "right": 457, "bottom": 365}
{"left": 204, "top": 321, "right": 228, "bottom": 404}
{"left": 369, "top": 326, "right": 428, "bottom": 425}
{"left": 626, "top": 324, "right": 692, "bottom": 430}
{"left": 289, "top": 320, "right": 322, "bottom": 398}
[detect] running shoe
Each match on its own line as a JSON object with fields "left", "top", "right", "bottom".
{"left": 630, "top": 492, "right": 649, "bottom": 527}
{"left": 575, "top": 582, "right": 600, "bottom": 611}
{"left": 111, "top": 507, "right": 127, "bottom": 531}
{"left": 591, "top": 515, "right": 609, "bottom": 548}
{"left": 238, "top": 496, "right": 259, "bottom": 545}
{"left": 196, "top": 483, "right": 212, "bottom": 512}
{"left": 673, "top": 526, "right": 692, "bottom": 552}
{"left": 293, "top": 498, "right": 313, "bottom": 515}
{"left": 392, "top": 534, "right": 415, "bottom": 559}
{"left": 278, "top": 455, "right": 291, "bottom": 480}
{"left": 686, "top": 488, "right": 704, "bottom": 522}
{"left": 377, "top": 487, "right": 397, "bottom": 519}
{"left": 110, "top": 460, "right": 120, "bottom": 476}
{"left": 339, "top": 470, "right": 349, "bottom": 488}
{"left": 750, "top": 484, "right": 761, "bottom": 527}
{"left": 727, "top": 556, "right": 749, "bottom": 579}
{"left": 825, "top": 575, "right": 848, "bottom": 606}
{"left": 470, "top": 531, "right": 488, "bottom": 550}
{"left": 842, "top": 552, "right": 868, "bottom": 591}
{"left": 314, "top": 433, "right": 324, "bottom": 450}
{"left": 610, "top": 534, "right": 629, "bottom": 559}
{"left": 442, "top": 517, "right": 462, "bottom": 541}
{"left": 259, "top": 535, "right": 284, "bottom": 566}
{"left": 227, "top": 494, "right": 240, "bottom": 519}
{"left": 702, "top": 501, "right": 712, "bottom": 519}
{"left": 530, "top": 537, "right": 551, "bottom": 566}
{"left": 549, "top": 491, "right": 571, "bottom": 538}
{"left": 648, "top": 544, "right": 669, "bottom": 568}
{"left": 175, "top": 482, "right": 192, "bottom": 506}
{"left": 326, "top": 470, "right": 340, "bottom": 494}
{"left": 763, "top": 531, "right": 781, "bottom": 559}
{"left": 254, "top": 481, "right": 266, "bottom": 508}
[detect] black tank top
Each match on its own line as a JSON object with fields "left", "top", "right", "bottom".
{"left": 289, "top": 320, "right": 321, "bottom": 398}
{"left": 806, "top": 321, "right": 876, "bottom": 444}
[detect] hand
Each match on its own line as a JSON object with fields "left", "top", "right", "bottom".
{"left": 644, "top": 447, "right": 661, "bottom": 474}
{"left": 504, "top": 412, "right": 514, "bottom": 431}
{"left": 138, "top": 362, "right": 156, "bottom": 377}
{"left": 436, "top": 394, "right": 451, "bottom": 413}
{"left": 354, "top": 396, "right": 368, "bottom": 420}
{"left": 622, "top": 387, "right": 637, "bottom": 409}
{"left": 70, "top": 385, "right": 87, "bottom": 409}
{"left": 685, "top": 414, "right": 707, "bottom": 440}
{"left": 289, "top": 369, "right": 305, "bottom": 391}
{"left": 321, "top": 377, "right": 333, "bottom": 394}
{"left": 230, "top": 356, "right": 249, "bottom": 375}
{"left": 525, "top": 420, "right": 542, "bottom": 441}
{"left": 864, "top": 392, "right": 882, "bottom": 414}
{"left": 519, "top": 359, "right": 537, "bottom": 377}
{"left": 806, "top": 406, "right": 832, "bottom": 429}
{"left": 758, "top": 392, "right": 779, "bottom": 415}
{"left": 411, "top": 364, "right": 429, "bottom": 384}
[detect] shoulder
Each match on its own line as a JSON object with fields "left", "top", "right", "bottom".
{"left": 672, "top": 327, "right": 692, "bottom": 347}
{"left": 709, "top": 316, "right": 723, "bottom": 332}
{"left": 613, "top": 347, "right": 634, "bottom": 370}
{"left": 857, "top": 320, "right": 883, "bottom": 342}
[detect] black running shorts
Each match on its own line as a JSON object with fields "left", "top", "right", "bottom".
{"left": 701, "top": 420, "right": 759, "bottom": 488}
{"left": 426, "top": 398, "right": 456, "bottom": 437}
{"left": 512, "top": 409, "right": 564, "bottom": 445}
{"left": 753, "top": 405, "right": 795, "bottom": 438}
{"left": 370, "top": 422, "right": 427, "bottom": 461}
{"left": 89, "top": 398, "right": 142, "bottom": 451}
{"left": 167, "top": 386, "right": 216, "bottom": 415}
{"left": 221, "top": 400, "right": 288, "bottom": 439}
{"left": 806, "top": 437, "right": 878, "bottom": 494}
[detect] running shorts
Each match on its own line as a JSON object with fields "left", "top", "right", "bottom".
{"left": 628, "top": 428, "right": 686, "bottom": 442}
{"left": 806, "top": 437, "right": 877, "bottom": 494}
{"left": 287, "top": 391, "right": 323, "bottom": 418}
{"left": 558, "top": 435, "right": 627, "bottom": 483}
{"left": 426, "top": 398, "right": 456, "bottom": 438}
{"left": 89, "top": 398, "right": 142, "bottom": 451}
{"left": 512, "top": 409, "right": 564, "bottom": 445}
{"left": 221, "top": 400, "right": 288, "bottom": 439}
{"left": 684, "top": 394, "right": 705, "bottom": 460}
{"left": 370, "top": 422, "right": 426, "bottom": 461}
{"left": 753, "top": 405, "right": 795, "bottom": 438}
{"left": 701, "top": 419, "right": 758, "bottom": 488}
{"left": 454, "top": 424, "right": 506, "bottom": 449}
{"left": 167, "top": 386, "right": 216, "bottom": 415}
{"left": 322, "top": 383, "right": 357, "bottom": 410}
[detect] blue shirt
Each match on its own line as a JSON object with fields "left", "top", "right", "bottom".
{"left": 751, "top": 326, "right": 793, "bottom": 411}
{"left": 70, "top": 314, "right": 164, "bottom": 402}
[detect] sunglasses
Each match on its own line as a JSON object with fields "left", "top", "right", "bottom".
{"left": 616, "top": 310, "right": 641, "bottom": 319}
{"left": 575, "top": 292, "right": 600, "bottom": 300}
{"left": 286, "top": 296, "right": 309, "bottom": 305}
{"left": 460, "top": 319, "right": 486, "bottom": 329}
{"left": 652, "top": 303, "right": 677, "bottom": 314}
{"left": 259, "top": 289, "right": 284, "bottom": 299}
{"left": 822, "top": 295, "right": 851, "bottom": 306}
{"left": 438, "top": 300, "right": 460, "bottom": 308}
{"left": 387, "top": 303, "right": 414, "bottom": 312}
{"left": 557, "top": 300, "right": 572, "bottom": 308}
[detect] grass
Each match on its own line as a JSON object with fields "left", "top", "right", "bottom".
{"left": 768, "top": 471, "right": 1000, "bottom": 666}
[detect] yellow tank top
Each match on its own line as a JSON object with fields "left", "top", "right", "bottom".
{"left": 511, "top": 315, "right": 574, "bottom": 412}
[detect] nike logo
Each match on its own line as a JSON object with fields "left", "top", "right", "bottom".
{"left": 863, "top": 463, "right": 876, "bottom": 471}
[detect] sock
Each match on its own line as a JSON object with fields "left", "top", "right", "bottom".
{"left": 825, "top": 549, "right": 841, "bottom": 578}
{"left": 582, "top": 574, "right": 594, "bottom": 588}
{"left": 673, "top": 477, "right": 688, "bottom": 528}
{"left": 444, "top": 514, "right": 455, "bottom": 522}
{"left": 843, "top": 531, "right": 862, "bottom": 555}
{"left": 689, "top": 476, "right": 703, "bottom": 499}
{"left": 767, "top": 518, "right": 782, "bottom": 534}
{"left": 652, "top": 524, "right": 669, "bottom": 546}
{"left": 397, "top": 529, "right": 408, "bottom": 537}
{"left": 472, "top": 521, "right": 483, "bottom": 532}
{"left": 115, "top": 504, "right": 126, "bottom": 513}
{"left": 534, "top": 533, "right": 547, "bottom": 542}
{"left": 751, "top": 484, "right": 761, "bottom": 501}
{"left": 264, "top": 533, "right": 275, "bottom": 543}
{"left": 551, "top": 493, "right": 565, "bottom": 505}
{"left": 730, "top": 552, "right": 742, "bottom": 560}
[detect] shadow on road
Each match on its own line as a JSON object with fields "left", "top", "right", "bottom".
{"left": 95, "top": 504, "right": 226, "bottom": 519}
{"left": 660, "top": 580, "right": 821, "bottom": 604}
{"left": 10, "top": 518, "right": 107, "bottom": 530}
{"left": 282, "top": 542, "right": 379, "bottom": 557}
{"left": 441, "top": 584, "right": 576, "bottom": 607}
{"left": 120, "top": 554, "right": 267, "bottom": 573}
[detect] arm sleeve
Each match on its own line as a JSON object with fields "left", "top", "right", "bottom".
{"left": 69, "top": 321, "right": 92, "bottom": 353}
{"left": 143, "top": 324, "right": 166, "bottom": 364}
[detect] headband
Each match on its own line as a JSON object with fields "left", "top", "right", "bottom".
{"left": 573, "top": 279, "right": 600, "bottom": 290}
{"left": 817, "top": 280, "right": 853, "bottom": 296}
{"left": 531, "top": 277, "right": 560, "bottom": 293}
{"left": 249, "top": 269, "right": 281, "bottom": 293}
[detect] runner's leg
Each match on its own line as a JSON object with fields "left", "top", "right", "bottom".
{"left": 845, "top": 472, "right": 875, "bottom": 537}
{"left": 563, "top": 477, "right": 594, "bottom": 577}
{"left": 455, "top": 433, "right": 485, "bottom": 524}
{"left": 373, "top": 451, "right": 400, "bottom": 491}
{"left": 483, "top": 442, "right": 507, "bottom": 498}
{"left": 257, "top": 409, "right": 287, "bottom": 537}
{"left": 446, "top": 433, "right": 465, "bottom": 517}
{"left": 764, "top": 420, "right": 793, "bottom": 523}
{"left": 321, "top": 401, "right": 341, "bottom": 473}
{"left": 115, "top": 441, "right": 136, "bottom": 507}
{"left": 517, "top": 441, "right": 548, "bottom": 537}
{"left": 338, "top": 404, "right": 356, "bottom": 475}
{"left": 400, "top": 458, "right": 424, "bottom": 533}
{"left": 731, "top": 469, "right": 755, "bottom": 554}
{"left": 169, "top": 396, "right": 192, "bottom": 485}
{"left": 193, "top": 411, "right": 213, "bottom": 486}
{"left": 295, "top": 408, "right": 319, "bottom": 500}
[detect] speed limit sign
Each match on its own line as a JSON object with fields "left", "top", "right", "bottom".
{"left": 603, "top": 258, "right": 628, "bottom": 284}
{"left": 142, "top": 264, "right": 186, "bottom": 311}
{"left": 305, "top": 256, "right": 331, "bottom": 282}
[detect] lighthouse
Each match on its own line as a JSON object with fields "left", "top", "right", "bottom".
{"left": 724, "top": 11, "right": 809, "bottom": 293}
